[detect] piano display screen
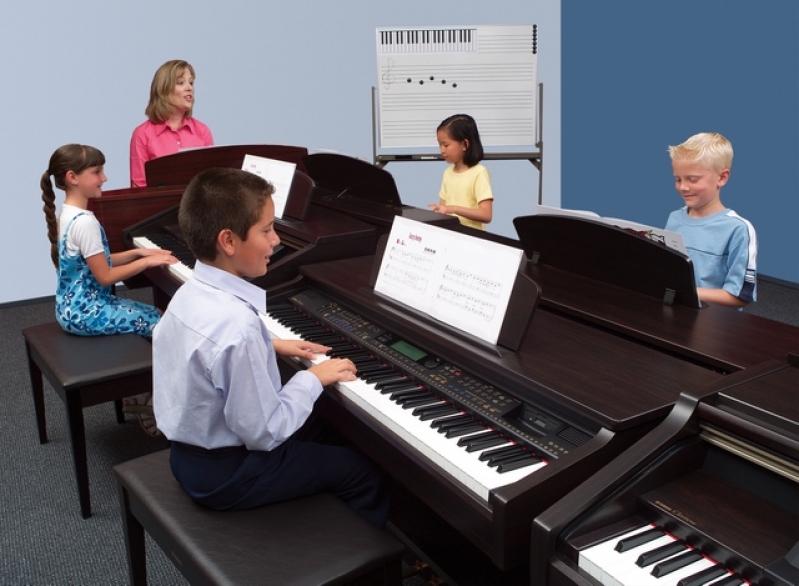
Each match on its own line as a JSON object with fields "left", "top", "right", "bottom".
{"left": 389, "top": 339, "right": 428, "bottom": 362}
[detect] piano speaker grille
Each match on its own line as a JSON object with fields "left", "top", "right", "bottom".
{"left": 558, "top": 426, "right": 592, "bottom": 447}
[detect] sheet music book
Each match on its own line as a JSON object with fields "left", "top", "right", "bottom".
{"left": 374, "top": 216, "right": 524, "bottom": 345}
{"left": 536, "top": 205, "right": 687, "bottom": 254}
{"left": 241, "top": 155, "right": 297, "bottom": 219}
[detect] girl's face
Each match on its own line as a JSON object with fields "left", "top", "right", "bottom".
{"left": 437, "top": 129, "right": 468, "bottom": 165}
{"left": 170, "top": 68, "right": 195, "bottom": 114}
{"left": 71, "top": 166, "right": 107, "bottom": 199}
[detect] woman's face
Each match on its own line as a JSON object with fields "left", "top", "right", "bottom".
{"left": 170, "top": 68, "right": 194, "bottom": 114}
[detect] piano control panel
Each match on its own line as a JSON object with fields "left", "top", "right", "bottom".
{"left": 286, "top": 289, "right": 593, "bottom": 461}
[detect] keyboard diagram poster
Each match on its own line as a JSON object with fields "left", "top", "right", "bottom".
{"left": 374, "top": 217, "right": 524, "bottom": 344}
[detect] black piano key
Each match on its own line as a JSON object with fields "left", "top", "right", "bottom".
{"left": 362, "top": 372, "right": 403, "bottom": 383}
{"left": 489, "top": 449, "right": 538, "bottom": 466}
{"left": 479, "top": 444, "right": 523, "bottom": 462}
{"left": 400, "top": 396, "right": 441, "bottom": 409}
{"left": 444, "top": 422, "right": 486, "bottom": 438}
{"left": 496, "top": 453, "right": 541, "bottom": 473}
{"left": 356, "top": 364, "right": 389, "bottom": 374}
{"left": 457, "top": 430, "right": 495, "bottom": 445}
{"left": 379, "top": 382, "right": 420, "bottom": 394}
{"left": 372, "top": 375, "right": 410, "bottom": 388}
{"left": 330, "top": 349, "right": 365, "bottom": 358}
{"left": 315, "top": 336, "right": 345, "bottom": 345}
{"left": 651, "top": 550, "right": 702, "bottom": 577}
{"left": 389, "top": 389, "right": 428, "bottom": 401}
{"left": 413, "top": 404, "right": 458, "bottom": 421}
{"left": 615, "top": 527, "right": 665, "bottom": 552}
{"left": 458, "top": 432, "right": 508, "bottom": 453}
{"left": 635, "top": 540, "right": 686, "bottom": 567}
{"left": 466, "top": 437, "right": 509, "bottom": 453}
{"left": 431, "top": 414, "right": 472, "bottom": 429}
{"left": 676, "top": 564, "right": 727, "bottom": 586}
{"left": 703, "top": 575, "right": 743, "bottom": 586}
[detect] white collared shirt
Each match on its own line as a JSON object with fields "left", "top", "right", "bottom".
{"left": 153, "top": 261, "right": 322, "bottom": 450}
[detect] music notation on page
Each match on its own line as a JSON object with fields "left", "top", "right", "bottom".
{"left": 374, "top": 216, "right": 523, "bottom": 344}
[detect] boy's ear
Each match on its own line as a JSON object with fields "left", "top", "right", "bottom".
{"left": 216, "top": 228, "right": 236, "bottom": 257}
{"left": 718, "top": 168, "right": 730, "bottom": 188}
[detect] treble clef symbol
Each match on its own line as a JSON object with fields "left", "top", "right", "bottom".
{"left": 381, "top": 58, "right": 395, "bottom": 90}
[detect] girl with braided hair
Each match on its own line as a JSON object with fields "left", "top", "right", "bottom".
{"left": 41, "top": 144, "right": 178, "bottom": 434}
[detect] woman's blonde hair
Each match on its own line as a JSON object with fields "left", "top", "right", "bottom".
{"left": 144, "top": 60, "right": 196, "bottom": 123}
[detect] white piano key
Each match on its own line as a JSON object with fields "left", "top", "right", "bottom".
{"left": 579, "top": 523, "right": 722, "bottom": 586}
{"left": 615, "top": 553, "right": 716, "bottom": 586}
{"left": 260, "top": 311, "right": 546, "bottom": 501}
{"left": 132, "top": 235, "right": 193, "bottom": 283}
{"left": 579, "top": 525, "right": 673, "bottom": 586}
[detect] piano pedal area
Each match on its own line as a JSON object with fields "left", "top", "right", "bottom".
{"left": 400, "top": 558, "right": 446, "bottom": 586}
{"left": 387, "top": 483, "right": 530, "bottom": 586}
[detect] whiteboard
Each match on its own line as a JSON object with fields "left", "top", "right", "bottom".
{"left": 376, "top": 24, "right": 538, "bottom": 150}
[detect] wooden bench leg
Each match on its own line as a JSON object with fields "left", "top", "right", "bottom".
{"left": 118, "top": 483, "right": 147, "bottom": 586}
{"left": 114, "top": 399, "right": 125, "bottom": 424}
{"left": 64, "top": 390, "right": 91, "bottom": 518}
{"left": 26, "top": 342, "right": 48, "bottom": 444}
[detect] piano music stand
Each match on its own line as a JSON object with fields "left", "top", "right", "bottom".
{"left": 514, "top": 214, "right": 700, "bottom": 308}
{"left": 144, "top": 144, "right": 309, "bottom": 187}
{"left": 282, "top": 169, "right": 314, "bottom": 221}
{"left": 368, "top": 234, "right": 540, "bottom": 355}
{"left": 303, "top": 152, "right": 403, "bottom": 207}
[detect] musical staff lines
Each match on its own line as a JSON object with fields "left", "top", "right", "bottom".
{"left": 374, "top": 217, "right": 524, "bottom": 346}
{"left": 381, "top": 246, "right": 435, "bottom": 294}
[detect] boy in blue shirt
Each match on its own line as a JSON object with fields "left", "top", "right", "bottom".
{"left": 666, "top": 132, "right": 757, "bottom": 308}
{"left": 152, "top": 168, "right": 390, "bottom": 527}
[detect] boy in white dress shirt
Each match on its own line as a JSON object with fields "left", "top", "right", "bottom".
{"left": 153, "top": 167, "right": 390, "bottom": 526}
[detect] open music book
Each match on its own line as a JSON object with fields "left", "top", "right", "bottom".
{"left": 242, "top": 155, "right": 296, "bottom": 219}
{"left": 374, "top": 216, "right": 524, "bottom": 345}
{"left": 536, "top": 204, "right": 687, "bottom": 254}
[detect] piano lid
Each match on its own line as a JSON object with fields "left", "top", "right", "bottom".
{"left": 514, "top": 214, "right": 699, "bottom": 308}
{"left": 145, "top": 144, "right": 310, "bottom": 187}
{"left": 303, "top": 152, "right": 403, "bottom": 208}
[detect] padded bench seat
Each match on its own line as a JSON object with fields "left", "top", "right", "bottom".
{"left": 114, "top": 449, "right": 405, "bottom": 586}
{"left": 23, "top": 322, "right": 153, "bottom": 518}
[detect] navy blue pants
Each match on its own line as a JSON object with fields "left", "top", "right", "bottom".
{"left": 170, "top": 439, "right": 390, "bottom": 528}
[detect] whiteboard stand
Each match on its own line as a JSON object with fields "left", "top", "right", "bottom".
{"left": 371, "top": 82, "right": 544, "bottom": 205}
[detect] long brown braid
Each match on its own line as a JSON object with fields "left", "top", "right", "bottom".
{"left": 40, "top": 144, "right": 105, "bottom": 269}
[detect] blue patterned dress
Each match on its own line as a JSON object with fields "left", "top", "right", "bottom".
{"left": 55, "top": 212, "right": 161, "bottom": 337}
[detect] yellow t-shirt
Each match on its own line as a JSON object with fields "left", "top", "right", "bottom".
{"left": 438, "top": 163, "right": 493, "bottom": 230}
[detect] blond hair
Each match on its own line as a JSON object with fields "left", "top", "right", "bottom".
{"left": 668, "top": 132, "right": 733, "bottom": 174}
{"left": 145, "top": 60, "right": 196, "bottom": 123}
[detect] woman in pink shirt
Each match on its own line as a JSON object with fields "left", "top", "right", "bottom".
{"left": 129, "top": 60, "right": 214, "bottom": 187}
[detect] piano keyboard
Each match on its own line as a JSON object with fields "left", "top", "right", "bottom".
{"left": 133, "top": 235, "right": 194, "bottom": 283}
{"left": 578, "top": 525, "right": 747, "bottom": 586}
{"left": 261, "top": 303, "right": 549, "bottom": 502}
{"left": 378, "top": 28, "right": 477, "bottom": 53}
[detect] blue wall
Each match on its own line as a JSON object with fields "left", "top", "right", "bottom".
{"left": 561, "top": 1, "right": 798, "bottom": 284}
